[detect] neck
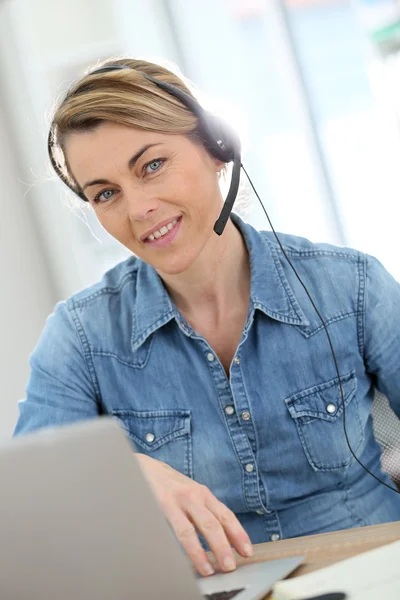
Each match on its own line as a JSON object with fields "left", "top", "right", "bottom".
{"left": 160, "top": 219, "right": 250, "bottom": 324}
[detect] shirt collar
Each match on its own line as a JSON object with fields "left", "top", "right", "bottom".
{"left": 131, "top": 213, "right": 308, "bottom": 351}
{"left": 233, "top": 213, "right": 309, "bottom": 327}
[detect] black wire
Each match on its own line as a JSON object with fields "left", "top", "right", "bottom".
{"left": 241, "top": 162, "right": 399, "bottom": 495}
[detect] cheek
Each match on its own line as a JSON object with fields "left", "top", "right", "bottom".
{"left": 95, "top": 207, "right": 129, "bottom": 241}
{"left": 181, "top": 166, "right": 220, "bottom": 215}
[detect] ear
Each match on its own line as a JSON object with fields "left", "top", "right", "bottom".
{"left": 213, "top": 158, "right": 226, "bottom": 172}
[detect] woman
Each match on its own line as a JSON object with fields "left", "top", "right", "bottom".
{"left": 14, "top": 57, "right": 400, "bottom": 577}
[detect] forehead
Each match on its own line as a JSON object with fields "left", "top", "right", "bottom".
{"left": 65, "top": 122, "right": 178, "bottom": 183}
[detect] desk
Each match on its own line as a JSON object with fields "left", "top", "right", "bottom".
{"left": 210, "top": 521, "right": 400, "bottom": 600}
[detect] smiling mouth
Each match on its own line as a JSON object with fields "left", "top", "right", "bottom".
{"left": 144, "top": 216, "right": 181, "bottom": 242}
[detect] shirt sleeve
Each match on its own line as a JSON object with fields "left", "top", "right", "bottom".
{"left": 13, "top": 301, "right": 100, "bottom": 436}
{"left": 363, "top": 253, "right": 400, "bottom": 418}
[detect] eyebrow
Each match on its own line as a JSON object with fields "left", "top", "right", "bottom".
{"left": 82, "top": 143, "right": 163, "bottom": 191}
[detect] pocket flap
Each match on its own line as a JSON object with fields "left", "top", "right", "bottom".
{"left": 112, "top": 409, "right": 191, "bottom": 451}
{"left": 285, "top": 370, "right": 357, "bottom": 422}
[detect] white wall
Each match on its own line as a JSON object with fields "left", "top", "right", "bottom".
{"left": 0, "top": 82, "right": 56, "bottom": 438}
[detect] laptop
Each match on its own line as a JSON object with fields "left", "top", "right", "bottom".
{"left": 3, "top": 418, "right": 303, "bottom": 599}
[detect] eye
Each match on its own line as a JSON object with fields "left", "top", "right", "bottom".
{"left": 144, "top": 158, "right": 165, "bottom": 174}
{"left": 92, "top": 189, "right": 116, "bottom": 204}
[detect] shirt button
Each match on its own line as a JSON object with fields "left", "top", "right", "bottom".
{"left": 245, "top": 463, "right": 254, "bottom": 473}
{"left": 233, "top": 356, "right": 240, "bottom": 365}
{"left": 241, "top": 411, "right": 251, "bottom": 421}
{"left": 145, "top": 433, "right": 155, "bottom": 443}
{"left": 326, "top": 403, "right": 336, "bottom": 414}
{"left": 224, "top": 406, "right": 235, "bottom": 415}
{"left": 207, "top": 352, "right": 215, "bottom": 362}
{"left": 270, "top": 533, "right": 280, "bottom": 542}
{"left": 256, "top": 509, "right": 264, "bottom": 515}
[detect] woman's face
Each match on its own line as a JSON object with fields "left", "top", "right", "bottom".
{"left": 66, "top": 122, "right": 224, "bottom": 275}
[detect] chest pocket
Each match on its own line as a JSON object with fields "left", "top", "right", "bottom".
{"left": 112, "top": 409, "right": 193, "bottom": 478}
{"left": 284, "top": 370, "right": 363, "bottom": 471}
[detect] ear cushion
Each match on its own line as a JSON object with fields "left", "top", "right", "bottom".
{"left": 197, "top": 113, "right": 241, "bottom": 162}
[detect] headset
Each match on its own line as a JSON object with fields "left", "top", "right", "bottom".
{"left": 48, "top": 65, "right": 399, "bottom": 496}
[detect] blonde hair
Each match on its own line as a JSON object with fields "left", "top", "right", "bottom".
{"left": 49, "top": 57, "right": 200, "bottom": 199}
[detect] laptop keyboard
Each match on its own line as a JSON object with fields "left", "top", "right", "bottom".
{"left": 203, "top": 589, "right": 244, "bottom": 599}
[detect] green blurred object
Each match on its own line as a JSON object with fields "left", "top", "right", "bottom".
{"left": 371, "top": 18, "right": 400, "bottom": 54}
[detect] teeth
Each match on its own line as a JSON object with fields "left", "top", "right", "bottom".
{"left": 147, "top": 218, "right": 178, "bottom": 242}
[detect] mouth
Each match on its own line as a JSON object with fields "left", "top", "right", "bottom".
{"left": 142, "top": 216, "right": 182, "bottom": 248}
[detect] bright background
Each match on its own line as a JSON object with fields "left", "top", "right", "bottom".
{"left": 1, "top": 0, "right": 400, "bottom": 436}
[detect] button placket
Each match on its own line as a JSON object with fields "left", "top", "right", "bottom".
{"left": 196, "top": 337, "right": 266, "bottom": 517}
{"left": 261, "top": 512, "right": 282, "bottom": 544}
{"left": 228, "top": 339, "right": 268, "bottom": 513}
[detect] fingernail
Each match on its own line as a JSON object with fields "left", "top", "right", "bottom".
{"left": 203, "top": 563, "right": 215, "bottom": 576}
{"left": 243, "top": 543, "right": 253, "bottom": 557}
{"left": 223, "top": 556, "right": 236, "bottom": 571}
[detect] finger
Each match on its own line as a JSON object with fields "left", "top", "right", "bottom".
{"left": 167, "top": 508, "right": 216, "bottom": 577}
{"left": 186, "top": 504, "right": 238, "bottom": 573}
{"left": 206, "top": 495, "right": 253, "bottom": 558}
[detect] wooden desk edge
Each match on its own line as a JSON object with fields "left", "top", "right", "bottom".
{"left": 207, "top": 521, "right": 400, "bottom": 599}
{"left": 235, "top": 521, "right": 400, "bottom": 574}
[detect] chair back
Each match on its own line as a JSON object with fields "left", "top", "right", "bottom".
{"left": 372, "top": 390, "right": 400, "bottom": 487}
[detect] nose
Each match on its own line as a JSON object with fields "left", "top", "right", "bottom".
{"left": 125, "top": 187, "right": 159, "bottom": 223}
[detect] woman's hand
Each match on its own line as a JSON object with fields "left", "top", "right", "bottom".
{"left": 136, "top": 453, "right": 254, "bottom": 577}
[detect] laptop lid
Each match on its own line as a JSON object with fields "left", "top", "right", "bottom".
{"left": 3, "top": 417, "right": 202, "bottom": 600}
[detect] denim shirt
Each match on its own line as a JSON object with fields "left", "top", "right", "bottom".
{"left": 15, "top": 214, "right": 400, "bottom": 544}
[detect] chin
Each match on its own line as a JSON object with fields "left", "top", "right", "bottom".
{"left": 153, "top": 246, "right": 202, "bottom": 277}
{"left": 155, "top": 257, "right": 197, "bottom": 277}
